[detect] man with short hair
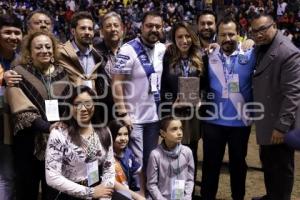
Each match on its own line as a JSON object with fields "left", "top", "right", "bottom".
{"left": 197, "top": 9, "right": 217, "bottom": 49}
{"left": 251, "top": 14, "right": 300, "bottom": 200}
{"left": 201, "top": 17, "right": 256, "bottom": 200}
{"left": 0, "top": 13, "right": 23, "bottom": 200}
{"left": 112, "top": 11, "right": 166, "bottom": 174}
{"left": 59, "top": 11, "right": 112, "bottom": 123}
{"left": 4, "top": 9, "right": 54, "bottom": 85}
{"left": 59, "top": 11, "right": 102, "bottom": 87}
{"left": 26, "top": 9, "right": 53, "bottom": 33}
{"left": 94, "top": 11, "right": 124, "bottom": 79}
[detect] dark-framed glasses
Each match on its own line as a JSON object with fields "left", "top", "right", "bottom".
{"left": 251, "top": 23, "right": 274, "bottom": 36}
{"left": 73, "top": 101, "right": 94, "bottom": 110}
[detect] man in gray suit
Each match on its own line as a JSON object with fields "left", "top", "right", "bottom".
{"left": 251, "top": 14, "right": 300, "bottom": 200}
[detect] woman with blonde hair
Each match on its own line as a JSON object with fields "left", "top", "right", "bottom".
{"left": 6, "top": 31, "right": 69, "bottom": 200}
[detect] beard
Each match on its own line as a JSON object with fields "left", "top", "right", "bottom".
{"left": 144, "top": 32, "right": 160, "bottom": 44}
{"left": 221, "top": 41, "right": 237, "bottom": 55}
{"left": 79, "top": 37, "right": 93, "bottom": 47}
{"left": 199, "top": 29, "right": 215, "bottom": 41}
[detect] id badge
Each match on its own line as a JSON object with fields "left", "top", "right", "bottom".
{"left": 229, "top": 74, "right": 240, "bottom": 93}
{"left": 0, "top": 86, "right": 5, "bottom": 109}
{"left": 171, "top": 179, "right": 185, "bottom": 200}
{"left": 45, "top": 100, "right": 60, "bottom": 121}
{"left": 86, "top": 160, "right": 99, "bottom": 186}
{"left": 222, "top": 87, "right": 229, "bottom": 99}
{"left": 149, "top": 73, "right": 158, "bottom": 92}
{"left": 83, "top": 80, "right": 93, "bottom": 89}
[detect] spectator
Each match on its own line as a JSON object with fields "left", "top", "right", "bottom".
{"left": 109, "top": 120, "right": 145, "bottom": 200}
{"left": 6, "top": 31, "right": 69, "bottom": 200}
{"left": 45, "top": 85, "right": 115, "bottom": 200}
{"left": 0, "top": 13, "right": 23, "bottom": 200}
{"left": 251, "top": 13, "right": 300, "bottom": 200}
{"left": 146, "top": 116, "right": 194, "bottom": 200}
{"left": 160, "top": 22, "right": 203, "bottom": 192}
{"left": 112, "top": 10, "right": 166, "bottom": 194}
{"left": 201, "top": 17, "right": 256, "bottom": 200}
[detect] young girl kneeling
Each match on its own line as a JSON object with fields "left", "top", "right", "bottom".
{"left": 109, "top": 120, "right": 145, "bottom": 200}
{"left": 146, "top": 116, "right": 195, "bottom": 200}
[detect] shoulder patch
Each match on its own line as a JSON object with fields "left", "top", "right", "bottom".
{"left": 117, "top": 54, "right": 130, "bottom": 60}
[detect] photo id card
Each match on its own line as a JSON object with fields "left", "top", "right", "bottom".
{"left": 87, "top": 160, "right": 99, "bottom": 186}
{"left": 150, "top": 73, "right": 159, "bottom": 92}
{"left": 83, "top": 80, "right": 93, "bottom": 89}
{"left": 229, "top": 74, "right": 240, "bottom": 93}
{"left": 171, "top": 179, "right": 185, "bottom": 200}
{"left": 45, "top": 100, "right": 60, "bottom": 121}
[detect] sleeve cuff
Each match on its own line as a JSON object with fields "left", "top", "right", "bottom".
{"left": 86, "top": 187, "right": 95, "bottom": 200}
{"left": 274, "top": 115, "right": 295, "bottom": 133}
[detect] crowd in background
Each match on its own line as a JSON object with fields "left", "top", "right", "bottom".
{"left": 1, "top": 1, "right": 300, "bottom": 200}
{"left": 1, "top": 0, "right": 300, "bottom": 47}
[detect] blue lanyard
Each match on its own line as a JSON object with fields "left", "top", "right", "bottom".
{"left": 219, "top": 53, "right": 237, "bottom": 84}
{"left": 181, "top": 59, "right": 190, "bottom": 77}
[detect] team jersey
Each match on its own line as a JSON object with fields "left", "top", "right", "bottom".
{"left": 112, "top": 37, "right": 166, "bottom": 124}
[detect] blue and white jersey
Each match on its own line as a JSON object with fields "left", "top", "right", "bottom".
{"left": 112, "top": 37, "right": 166, "bottom": 124}
{"left": 205, "top": 44, "right": 256, "bottom": 127}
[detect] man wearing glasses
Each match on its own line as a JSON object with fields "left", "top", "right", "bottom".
{"left": 251, "top": 14, "right": 300, "bottom": 200}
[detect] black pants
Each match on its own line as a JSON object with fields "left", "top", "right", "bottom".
{"left": 14, "top": 132, "right": 50, "bottom": 200}
{"left": 260, "top": 144, "right": 294, "bottom": 200}
{"left": 200, "top": 123, "right": 251, "bottom": 200}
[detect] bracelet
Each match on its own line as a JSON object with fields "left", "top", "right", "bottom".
{"left": 116, "top": 112, "right": 128, "bottom": 117}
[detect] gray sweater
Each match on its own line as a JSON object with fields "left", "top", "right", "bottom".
{"left": 146, "top": 142, "right": 195, "bottom": 200}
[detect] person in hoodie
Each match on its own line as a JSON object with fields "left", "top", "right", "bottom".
{"left": 146, "top": 116, "right": 194, "bottom": 200}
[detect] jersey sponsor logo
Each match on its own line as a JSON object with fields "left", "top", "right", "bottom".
{"left": 115, "top": 54, "right": 129, "bottom": 69}
{"left": 117, "top": 54, "right": 130, "bottom": 60}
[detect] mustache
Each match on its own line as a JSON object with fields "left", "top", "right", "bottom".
{"left": 221, "top": 40, "right": 236, "bottom": 46}
{"left": 148, "top": 32, "right": 159, "bottom": 37}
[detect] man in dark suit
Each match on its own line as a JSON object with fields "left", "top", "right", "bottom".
{"left": 251, "top": 13, "right": 300, "bottom": 200}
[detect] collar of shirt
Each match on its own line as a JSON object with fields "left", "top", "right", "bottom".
{"left": 71, "top": 40, "right": 93, "bottom": 57}
{"left": 0, "top": 53, "right": 17, "bottom": 71}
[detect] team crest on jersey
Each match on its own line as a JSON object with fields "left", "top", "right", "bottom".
{"left": 238, "top": 54, "right": 249, "bottom": 65}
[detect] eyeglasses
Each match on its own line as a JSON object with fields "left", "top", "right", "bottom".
{"left": 251, "top": 23, "right": 274, "bottom": 36}
{"left": 73, "top": 101, "right": 94, "bottom": 110}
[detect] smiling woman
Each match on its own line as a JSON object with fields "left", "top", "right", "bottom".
{"left": 160, "top": 22, "right": 204, "bottom": 187}
{"left": 45, "top": 85, "right": 116, "bottom": 200}
{"left": 5, "top": 31, "right": 70, "bottom": 200}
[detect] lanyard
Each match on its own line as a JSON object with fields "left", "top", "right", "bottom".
{"left": 181, "top": 59, "right": 190, "bottom": 77}
{"left": 219, "top": 53, "right": 237, "bottom": 84}
{"left": 38, "top": 68, "right": 52, "bottom": 100}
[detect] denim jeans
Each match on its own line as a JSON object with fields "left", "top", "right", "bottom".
{"left": 0, "top": 144, "right": 15, "bottom": 200}
{"left": 129, "top": 121, "right": 160, "bottom": 171}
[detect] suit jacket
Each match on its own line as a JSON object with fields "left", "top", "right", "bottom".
{"left": 253, "top": 31, "right": 300, "bottom": 145}
{"left": 59, "top": 40, "right": 114, "bottom": 123}
{"left": 58, "top": 40, "right": 103, "bottom": 87}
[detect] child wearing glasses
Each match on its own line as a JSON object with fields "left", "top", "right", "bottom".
{"left": 146, "top": 116, "right": 195, "bottom": 200}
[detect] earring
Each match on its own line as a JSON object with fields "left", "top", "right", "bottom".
{"left": 27, "top": 57, "right": 33, "bottom": 65}
{"left": 50, "top": 57, "right": 55, "bottom": 64}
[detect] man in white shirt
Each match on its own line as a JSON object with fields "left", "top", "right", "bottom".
{"left": 112, "top": 11, "right": 166, "bottom": 177}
